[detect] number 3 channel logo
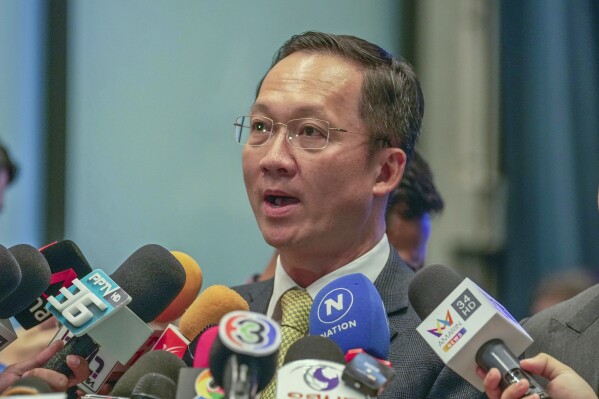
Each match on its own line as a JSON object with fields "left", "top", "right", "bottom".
{"left": 220, "top": 311, "right": 281, "bottom": 356}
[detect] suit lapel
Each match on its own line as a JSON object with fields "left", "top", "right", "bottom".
{"left": 374, "top": 248, "right": 414, "bottom": 339}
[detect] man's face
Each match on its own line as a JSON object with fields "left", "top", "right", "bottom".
{"left": 386, "top": 212, "right": 431, "bottom": 271}
{"left": 242, "top": 52, "right": 385, "bottom": 256}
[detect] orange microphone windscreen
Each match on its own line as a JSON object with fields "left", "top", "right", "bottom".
{"left": 178, "top": 285, "right": 249, "bottom": 341}
{"left": 154, "top": 251, "right": 203, "bottom": 323}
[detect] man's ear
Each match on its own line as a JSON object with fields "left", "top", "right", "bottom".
{"left": 373, "top": 148, "right": 406, "bottom": 197}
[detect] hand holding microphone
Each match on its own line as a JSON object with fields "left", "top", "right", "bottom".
{"left": 408, "top": 264, "right": 550, "bottom": 397}
{"left": 479, "top": 353, "right": 597, "bottom": 399}
{"left": 0, "top": 339, "right": 89, "bottom": 393}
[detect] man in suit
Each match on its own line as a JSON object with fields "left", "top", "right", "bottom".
{"left": 232, "top": 31, "right": 480, "bottom": 398}
{"left": 520, "top": 188, "right": 599, "bottom": 393}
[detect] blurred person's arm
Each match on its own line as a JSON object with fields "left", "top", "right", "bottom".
{"left": 0, "top": 340, "right": 90, "bottom": 393}
{"left": 478, "top": 353, "right": 597, "bottom": 399}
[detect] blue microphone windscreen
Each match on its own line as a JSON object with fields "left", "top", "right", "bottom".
{"left": 309, "top": 273, "right": 390, "bottom": 360}
{"left": 0, "top": 244, "right": 21, "bottom": 303}
{"left": 0, "top": 245, "right": 51, "bottom": 318}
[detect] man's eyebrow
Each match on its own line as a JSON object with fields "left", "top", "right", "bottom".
{"left": 250, "top": 103, "right": 329, "bottom": 120}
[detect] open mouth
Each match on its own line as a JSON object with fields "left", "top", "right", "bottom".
{"left": 266, "top": 195, "right": 300, "bottom": 207}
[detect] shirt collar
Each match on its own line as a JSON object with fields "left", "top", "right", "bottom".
{"left": 266, "top": 235, "right": 391, "bottom": 320}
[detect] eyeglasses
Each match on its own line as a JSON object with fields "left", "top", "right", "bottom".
{"left": 234, "top": 115, "right": 389, "bottom": 150}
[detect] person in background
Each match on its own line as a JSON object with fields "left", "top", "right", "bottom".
{"left": 254, "top": 150, "right": 444, "bottom": 281}
{"left": 230, "top": 31, "right": 479, "bottom": 398}
{"left": 529, "top": 268, "right": 598, "bottom": 314}
{"left": 385, "top": 150, "right": 444, "bottom": 271}
{"left": 0, "top": 144, "right": 18, "bottom": 212}
{"left": 518, "top": 187, "right": 599, "bottom": 392}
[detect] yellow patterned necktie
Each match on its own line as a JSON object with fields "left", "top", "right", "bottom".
{"left": 261, "top": 288, "right": 313, "bottom": 399}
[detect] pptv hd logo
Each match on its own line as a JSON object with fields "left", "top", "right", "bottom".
{"left": 426, "top": 310, "right": 467, "bottom": 352}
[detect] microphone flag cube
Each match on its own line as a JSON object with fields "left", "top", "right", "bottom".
{"left": 415, "top": 278, "right": 532, "bottom": 391}
{"left": 45, "top": 269, "right": 131, "bottom": 336}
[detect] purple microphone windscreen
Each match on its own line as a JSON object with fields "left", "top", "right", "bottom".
{"left": 309, "top": 273, "right": 390, "bottom": 359}
{"left": 0, "top": 244, "right": 21, "bottom": 303}
{"left": 110, "top": 350, "right": 185, "bottom": 397}
{"left": 110, "top": 244, "right": 186, "bottom": 322}
{"left": 283, "top": 335, "right": 346, "bottom": 365}
{"left": 14, "top": 240, "right": 93, "bottom": 329}
{"left": 407, "top": 264, "right": 464, "bottom": 320}
{"left": 0, "top": 245, "right": 51, "bottom": 318}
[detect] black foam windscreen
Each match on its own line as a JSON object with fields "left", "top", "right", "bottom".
{"left": 408, "top": 264, "right": 464, "bottom": 320}
{"left": 0, "top": 244, "right": 21, "bottom": 303}
{"left": 0, "top": 245, "right": 51, "bottom": 318}
{"left": 284, "top": 336, "right": 346, "bottom": 365}
{"left": 209, "top": 335, "right": 278, "bottom": 393}
{"left": 110, "top": 350, "right": 186, "bottom": 397}
{"left": 131, "top": 372, "right": 176, "bottom": 399}
{"left": 14, "top": 240, "right": 94, "bottom": 329}
{"left": 110, "top": 244, "right": 186, "bottom": 322}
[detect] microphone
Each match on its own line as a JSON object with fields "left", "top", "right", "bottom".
{"left": 276, "top": 336, "right": 360, "bottom": 399}
{"left": 0, "top": 245, "right": 52, "bottom": 352}
{"left": 0, "top": 376, "right": 53, "bottom": 396}
{"left": 154, "top": 251, "right": 203, "bottom": 324}
{"left": 180, "top": 285, "right": 249, "bottom": 366}
{"left": 14, "top": 240, "right": 93, "bottom": 330}
{"left": 309, "top": 273, "right": 390, "bottom": 360}
{"left": 341, "top": 351, "right": 395, "bottom": 397}
{"left": 0, "top": 244, "right": 21, "bottom": 303}
{"left": 192, "top": 325, "right": 219, "bottom": 368}
{"left": 209, "top": 310, "right": 281, "bottom": 399}
{"left": 110, "top": 350, "right": 185, "bottom": 397}
{"left": 408, "top": 264, "right": 549, "bottom": 397}
{"left": 130, "top": 372, "right": 176, "bottom": 399}
{"left": 0, "top": 245, "right": 52, "bottom": 318}
{"left": 43, "top": 244, "right": 186, "bottom": 381}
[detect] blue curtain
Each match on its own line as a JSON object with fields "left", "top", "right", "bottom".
{"left": 500, "top": 0, "right": 599, "bottom": 319}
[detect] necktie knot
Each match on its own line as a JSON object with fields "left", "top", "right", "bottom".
{"left": 280, "top": 288, "right": 312, "bottom": 335}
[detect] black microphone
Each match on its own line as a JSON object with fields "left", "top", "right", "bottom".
{"left": 208, "top": 311, "right": 281, "bottom": 399}
{"left": 408, "top": 264, "right": 550, "bottom": 398}
{"left": 110, "top": 350, "right": 185, "bottom": 397}
{"left": 0, "top": 245, "right": 51, "bottom": 352}
{"left": 43, "top": 244, "right": 186, "bottom": 380}
{"left": 0, "top": 244, "right": 52, "bottom": 318}
{"left": 0, "top": 244, "right": 21, "bottom": 303}
{"left": 14, "top": 240, "right": 93, "bottom": 329}
{"left": 130, "top": 372, "right": 177, "bottom": 399}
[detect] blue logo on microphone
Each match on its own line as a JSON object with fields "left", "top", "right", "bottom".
{"left": 316, "top": 288, "right": 354, "bottom": 324}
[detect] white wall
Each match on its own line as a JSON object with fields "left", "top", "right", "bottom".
{"left": 0, "top": 0, "right": 45, "bottom": 248}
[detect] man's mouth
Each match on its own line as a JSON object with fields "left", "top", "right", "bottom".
{"left": 266, "top": 195, "right": 300, "bottom": 207}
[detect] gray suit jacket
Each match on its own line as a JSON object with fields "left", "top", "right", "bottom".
{"left": 233, "top": 249, "right": 483, "bottom": 399}
{"left": 522, "top": 283, "right": 599, "bottom": 393}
